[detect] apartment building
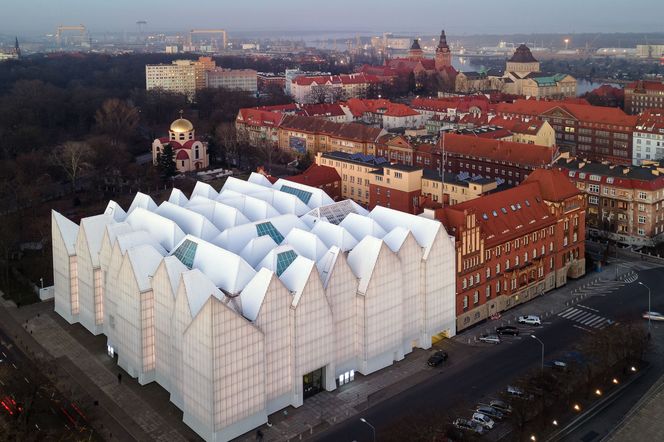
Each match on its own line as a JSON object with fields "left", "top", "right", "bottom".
{"left": 556, "top": 157, "right": 664, "bottom": 246}
{"left": 633, "top": 110, "right": 664, "bottom": 165}
{"left": 624, "top": 80, "right": 664, "bottom": 115}
{"left": 206, "top": 68, "right": 258, "bottom": 92}
{"left": 290, "top": 73, "right": 381, "bottom": 104}
{"left": 434, "top": 169, "right": 586, "bottom": 331}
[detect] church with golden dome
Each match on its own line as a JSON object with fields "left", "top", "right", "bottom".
{"left": 152, "top": 115, "right": 209, "bottom": 173}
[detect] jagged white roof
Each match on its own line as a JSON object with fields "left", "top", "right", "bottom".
{"left": 316, "top": 246, "right": 341, "bottom": 288}
{"left": 168, "top": 188, "right": 189, "bottom": 206}
{"left": 186, "top": 196, "right": 250, "bottom": 231}
{"left": 244, "top": 189, "right": 311, "bottom": 216}
{"left": 126, "top": 244, "right": 164, "bottom": 292}
{"left": 127, "top": 192, "right": 158, "bottom": 214}
{"left": 180, "top": 268, "right": 224, "bottom": 318}
{"left": 156, "top": 201, "right": 221, "bottom": 242}
{"left": 304, "top": 200, "right": 369, "bottom": 226}
{"left": 52, "top": 210, "right": 79, "bottom": 255}
{"left": 272, "top": 178, "right": 335, "bottom": 209}
{"left": 126, "top": 208, "right": 186, "bottom": 252}
{"left": 104, "top": 222, "right": 134, "bottom": 248}
{"left": 161, "top": 256, "right": 189, "bottom": 298}
{"left": 310, "top": 221, "right": 358, "bottom": 251}
{"left": 222, "top": 176, "right": 272, "bottom": 195}
{"left": 190, "top": 181, "right": 218, "bottom": 200}
{"left": 104, "top": 200, "right": 127, "bottom": 221}
{"left": 116, "top": 230, "right": 167, "bottom": 256}
{"left": 214, "top": 214, "right": 307, "bottom": 254}
{"left": 339, "top": 213, "right": 387, "bottom": 240}
{"left": 280, "top": 256, "right": 317, "bottom": 306}
{"left": 383, "top": 226, "right": 410, "bottom": 253}
{"left": 369, "top": 206, "right": 442, "bottom": 258}
{"left": 217, "top": 190, "right": 280, "bottom": 221}
{"left": 347, "top": 236, "right": 383, "bottom": 294}
{"left": 285, "top": 228, "right": 329, "bottom": 262}
{"left": 171, "top": 235, "right": 256, "bottom": 294}
{"left": 239, "top": 235, "right": 278, "bottom": 268}
{"left": 257, "top": 245, "right": 297, "bottom": 274}
{"left": 80, "top": 214, "right": 116, "bottom": 266}
{"left": 239, "top": 268, "right": 275, "bottom": 321}
{"left": 247, "top": 172, "right": 274, "bottom": 187}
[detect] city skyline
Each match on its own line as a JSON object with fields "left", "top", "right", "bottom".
{"left": 3, "top": 0, "right": 664, "bottom": 35}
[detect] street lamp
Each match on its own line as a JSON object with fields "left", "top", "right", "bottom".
{"left": 531, "top": 335, "right": 544, "bottom": 373}
{"left": 564, "top": 38, "right": 570, "bottom": 50}
{"left": 360, "top": 418, "right": 376, "bottom": 442}
{"left": 638, "top": 282, "right": 652, "bottom": 334}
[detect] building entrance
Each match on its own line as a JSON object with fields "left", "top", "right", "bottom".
{"left": 303, "top": 367, "right": 324, "bottom": 399}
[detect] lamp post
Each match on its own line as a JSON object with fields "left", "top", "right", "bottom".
{"left": 531, "top": 335, "right": 544, "bottom": 373}
{"left": 638, "top": 282, "right": 651, "bottom": 334}
{"left": 360, "top": 418, "right": 376, "bottom": 442}
{"left": 564, "top": 38, "right": 570, "bottom": 50}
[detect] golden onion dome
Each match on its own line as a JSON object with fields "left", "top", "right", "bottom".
{"left": 170, "top": 118, "right": 194, "bottom": 133}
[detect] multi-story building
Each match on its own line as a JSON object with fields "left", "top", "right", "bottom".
{"left": 489, "top": 117, "right": 557, "bottom": 147}
{"left": 146, "top": 59, "right": 200, "bottom": 98}
{"left": 277, "top": 115, "right": 386, "bottom": 156}
{"left": 624, "top": 80, "right": 664, "bottom": 115}
{"left": 206, "top": 68, "right": 258, "bottom": 93}
{"left": 256, "top": 72, "right": 286, "bottom": 91}
{"left": 315, "top": 151, "right": 391, "bottom": 207}
{"left": 317, "top": 151, "right": 499, "bottom": 210}
{"left": 152, "top": 117, "right": 209, "bottom": 172}
{"left": 495, "top": 99, "right": 637, "bottom": 165}
{"left": 434, "top": 169, "right": 586, "bottom": 331}
{"left": 556, "top": 157, "right": 664, "bottom": 246}
{"left": 290, "top": 73, "right": 381, "bottom": 104}
{"left": 51, "top": 175, "right": 456, "bottom": 441}
{"left": 636, "top": 44, "right": 664, "bottom": 59}
{"left": 633, "top": 110, "right": 664, "bottom": 165}
{"left": 284, "top": 69, "right": 331, "bottom": 96}
{"left": 235, "top": 108, "right": 284, "bottom": 148}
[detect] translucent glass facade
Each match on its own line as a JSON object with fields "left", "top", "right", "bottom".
{"left": 50, "top": 176, "right": 456, "bottom": 442}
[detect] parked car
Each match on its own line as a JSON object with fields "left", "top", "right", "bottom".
{"left": 507, "top": 385, "right": 534, "bottom": 400}
{"left": 544, "top": 360, "right": 568, "bottom": 370}
{"left": 427, "top": 351, "right": 448, "bottom": 367}
{"left": 453, "top": 418, "right": 485, "bottom": 434}
{"left": 472, "top": 412, "right": 495, "bottom": 430}
{"left": 476, "top": 405, "right": 504, "bottom": 420}
{"left": 489, "top": 399, "right": 512, "bottom": 414}
{"left": 642, "top": 311, "right": 664, "bottom": 321}
{"left": 518, "top": 315, "right": 541, "bottom": 326}
{"left": 496, "top": 325, "right": 520, "bottom": 336}
{"left": 479, "top": 334, "right": 501, "bottom": 344}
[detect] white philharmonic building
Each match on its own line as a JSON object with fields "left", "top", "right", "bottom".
{"left": 51, "top": 173, "right": 456, "bottom": 441}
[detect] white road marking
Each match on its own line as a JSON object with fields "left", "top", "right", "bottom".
{"left": 573, "top": 324, "right": 593, "bottom": 332}
{"left": 24, "top": 377, "right": 29, "bottom": 384}
{"left": 578, "top": 304, "right": 600, "bottom": 313}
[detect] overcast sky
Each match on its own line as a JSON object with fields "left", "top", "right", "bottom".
{"left": 3, "top": 0, "right": 664, "bottom": 35}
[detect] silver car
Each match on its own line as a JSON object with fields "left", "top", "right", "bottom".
{"left": 472, "top": 412, "right": 495, "bottom": 430}
{"left": 479, "top": 334, "right": 501, "bottom": 344}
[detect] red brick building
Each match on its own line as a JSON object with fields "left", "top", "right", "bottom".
{"left": 435, "top": 169, "right": 586, "bottom": 331}
{"left": 624, "top": 80, "right": 664, "bottom": 115}
{"left": 495, "top": 99, "right": 637, "bottom": 165}
{"left": 368, "top": 164, "right": 424, "bottom": 214}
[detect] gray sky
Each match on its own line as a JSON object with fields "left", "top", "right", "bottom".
{"left": 3, "top": 0, "right": 664, "bottom": 35}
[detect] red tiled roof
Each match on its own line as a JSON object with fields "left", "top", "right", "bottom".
{"left": 300, "top": 103, "right": 346, "bottom": 117}
{"left": 440, "top": 133, "right": 557, "bottom": 167}
{"left": 496, "top": 99, "right": 638, "bottom": 127}
{"left": 440, "top": 182, "right": 555, "bottom": 247}
{"left": 280, "top": 115, "right": 384, "bottom": 143}
{"left": 523, "top": 169, "right": 580, "bottom": 202}
{"left": 386, "top": 58, "right": 436, "bottom": 72}
{"left": 626, "top": 80, "right": 664, "bottom": 92}
{"left": 636, "top": 110, "right": 664, "bottom": 133}
{"left": 490, "top": 117, "right": 545, "bottom": 135}
{"left": 344, "top": 98, "right": 419, "bottom": 118}
{"left": 285, "top": 164, "right": 341, "bottom": 187}
{"left": 292, "top": 73, "right": 381, "bottom": 86}
{"left": 176, "top": 150, "right": 189, "bottom": 160}
{"left": 475, "top": 128, "right": 513, "bottom": 139}
{"left": 412, "top": 96, "right": 490, "bottom": 114}
{"left": 236, "top": 108, "right": 284, "bottom": 127}
{"left": 359, "top": 64, "right": 399, "bottom": 78}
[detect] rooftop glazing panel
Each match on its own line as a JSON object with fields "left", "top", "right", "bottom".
{"left": 256, "top": 221, "right": 285, "bottom": 244}
{"left": 280, "top": 185, "right": 313, "bottom": 204}
{"left": 173, "top": 239, "right": 198, "bottom": 269}
{"left": 276, "top": 250, "right": 298, "bottom": 276}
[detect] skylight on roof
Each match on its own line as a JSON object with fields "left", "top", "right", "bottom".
{"left": 501, "top": 208, "right": 507, "bottom": 214}
{"left": 525, "top": 199, "right": 530, "bottom": 207}
{"left": 482, "top": 213, "right": 488, "bottom": 220}
{"left": 276, "top": 250, "right": 297, "bottom": 276}
{"left": 173, "top": 239, "right": 197, "bottom": 269}
{"left": 281, "top": 185, "right": 313, "bottom": 204}
{"left": 492, "top": 210, "right": 498, "bottom": 217}
{"left": 510, "top": 205, "right": 516, "bottom": 211}
{"left": 256, "top": 221, "right": 285, "bottom": 244}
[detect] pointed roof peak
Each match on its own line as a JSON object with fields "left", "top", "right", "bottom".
{"left": 437, "top": 29, "right": 449, "bottom": 51}
{"left": 410, "top": 39, "right": 421, "bottom": 50}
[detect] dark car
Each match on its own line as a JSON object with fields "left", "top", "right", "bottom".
{"left": 427, "top": 351, "right": 448, "bottom": 367}
{"left": 489, "top": 399, "right": 512, "bottom": 414}
{"left": 496, "top": 325, "right": 520, "bottom": 336}
{"left": 476, "top": 405, "right": 505, "bottom": 421}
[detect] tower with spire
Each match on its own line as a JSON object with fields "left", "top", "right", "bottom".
{"left": 408, "top": 38, "right": 423, "bottom": 60}
{"left": 13, "top": 37, "right": 21, "bottom": 58}
{"left": 435, "top": 30, "right": 451, "bottom": 70}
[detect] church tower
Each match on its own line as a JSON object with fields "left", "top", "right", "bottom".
{"left": 14, "top": 37, "right": 21, "bottom": 58}
{"left": 435, "top": 30, "right": 452, "bottom": 70}
{"left": 408, "top": 39, "right": 423, "bottom": 60}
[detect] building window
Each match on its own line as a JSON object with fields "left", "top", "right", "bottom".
{"left": 486, "top": 267, "right": 491, "bottom": 278}
{"left": 474, "top": 291, "right": 479, "bottom": 305}
{"left": 589, "top": 196, "right": 599, "bottom": 205}
{"left": 496, "top": 281, "right": 501, "bottom": 293}
{"left": 638, "top": 191, "right": 647, "bottom": 200}
{"left": 462, "top": 278, "right": 467, "bottom": 289}
{"left": 463, "top": 296, "right": 468, "bottom": 310}
{"left": 496, "top": 263, "right": 501, "bottom": 274}
{"left": 486, "top": 286, "right": 491, "bottom": 299}
{"left": 638, "top": 228, "right": 646, "bottom": 236}
{"left": 524, "top": 252, "right": 529, "bottom": 262}
{"left": 638, "top": 215, "right": 646, "bottom": 224}
{"left": 506, "top": 259, "right": 510, "bottom": 270}
{"left": 550, "top": 257, "right": 554, "bottom": 270}
{"left": 564, "top": 237, "right": 568, "bottom": 247}
{"left": 573, "top": 232, "right": 578, "bottom": 242}
{"left": 588, "top": 184, "right": 600, "bottom": 193}
{"left": 515, "top": 256, "right": 520, "bottom": 266}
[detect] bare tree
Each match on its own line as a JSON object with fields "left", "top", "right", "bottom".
{"left": 50, "top": 141, "right": 92, "bottom": 191}
{"left": 94, "top": 98, "right": 140, "bottom": 145}
{"left": 306, "top": 85, "right": 329, "bottom": 104}
{"left": 216, "top": 122, "right": 241, "bottom": 167}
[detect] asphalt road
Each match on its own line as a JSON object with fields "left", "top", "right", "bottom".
{"left": 314, "top": 266, "right": 664, "bottom": 442}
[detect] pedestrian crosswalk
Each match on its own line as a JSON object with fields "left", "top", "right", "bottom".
{"left": 558, "top": 306, "right": 613, "bottom": 329}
